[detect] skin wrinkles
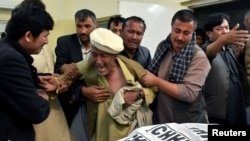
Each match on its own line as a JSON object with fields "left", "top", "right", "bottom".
{"left": 91, "top": 47, "right": 118, "bottom": 76}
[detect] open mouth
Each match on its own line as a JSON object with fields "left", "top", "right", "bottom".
{"left": 96, "top": 65, "right": 105, "bottom": 72}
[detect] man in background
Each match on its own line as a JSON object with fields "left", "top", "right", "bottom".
{"left": 107, "top": 14, "right": 125, "bottom": 36}
{"left": 195, "top": 28, "right": 206, "bottom": 47}
{"left": 202, "top": 12, "right": 250, "bottom": 125}
{"left": 54, "top": 9, "right": 97, "bottom": 126}
{"left": 1, "top": 32, "right": 6, "bottom": 38}
{"left": 244, "top": 10, "right": 250, "bottom": 85}
{"left": 120, "top": 16, "right": 151, "bottom": 68}
{"left": 242, "top": 10, "right": 250, "bottom": 124}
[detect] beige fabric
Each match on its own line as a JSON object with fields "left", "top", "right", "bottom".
{"left": 33, "top": 96, "right": 74, "bottom": 141}
{"left": 107, "top": 82, "right": 152, "bottom": 133}
{"left": 32, "top": 45, "right": 74, "bottom": 141}
{"left": 90, "top": 28, "right": 124, "bottom": 54}
{"left": 31, "top": 46, "right": 55, "bottom": 73}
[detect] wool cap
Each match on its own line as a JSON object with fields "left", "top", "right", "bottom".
{"left": 90, "top": 28, "right": 124, "bottom": 54}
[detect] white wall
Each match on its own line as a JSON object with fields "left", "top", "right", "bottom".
{"left": 0, "top": 21, "right": 7, "bottom": 33}
{"left": 0, "top": 0, "right": 21, "bottom": 9}
{"left": 119, "top": 1, "right": 187, "bottom": 57}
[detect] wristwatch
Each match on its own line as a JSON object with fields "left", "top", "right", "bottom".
{"left": 137, "top": 91, "right": 143, "bottom": 100}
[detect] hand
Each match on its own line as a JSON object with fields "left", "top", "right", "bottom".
{"left": 37, "top": 89, "right": 49, "bottom": 101}
{"left": 123, "top": 90, "right": 139, "bottom": 107}
{"left": 38, "top": 75, "right": 57, "bottom": 92}
{"left": 140, "top": 70, "right": 157, "bottom": 87}
{"left": 224, "top": 23, "right": 250, "bottom": 47}
{"left": 61, "top": 63, "right": 79, "bottom": 79}
{"left": 231, "top": 45, "right": 245, "bottom": 58}
{"left": 51, "top": 73, "right": 69, "bottom": 93}
{"left": 55, "top": 76, "right": 69, "bottom": 94}
{"left": 81, "top": 85, "right": 112, "bottom": 102}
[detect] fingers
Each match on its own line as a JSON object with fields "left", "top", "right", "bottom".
{"left": 97, "top": 88, "right": 112, "bottom": 101}
{"left": 65, "top": 71, "right": 78, "bottom": 79}
{"left": 39, "top": 75, "right": 52, "bottom": 81}
{"left": 37, "top": 89, "right": 49, "bottom": 101}
{"left": 85, "top": 85, "right": 111, "bottom": 102}
{"left": 63, "top": 63, "right": 79, "bottom": 79}
{"left": 229, "top": 29, "right": 250, "bottom": 46}
{"left": 235, "top": 36, "right": 249, "bottom": 46}
{"left": 93, "top": 85, "right": 106, "bottom": 89}
{"left": 52, "top": 73, "right": 59, "bottom": 76}
{"left": 94, "top": 93, "right": 111, "bottom": 102}
{"left": 231, "top": 23, "right": 240, "bottom": 31}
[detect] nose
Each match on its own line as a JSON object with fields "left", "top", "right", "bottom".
{"left": 116, "top": 31, "right": 121, "bottom": 36}
{"left": 80, "top": 27, "right": 87, "bottom": 34}
{"left": 222, "top": 27, "right": 228, "bottom": 34}
{"left": 131, "top": 33, "right": 137, "bottom": 39}
{"left": 44, "top": 38, "right": 48, "bottom": 44}
{"left": 177, "top": 33, "right": 184, "bottom": 41}
{"left": 95, "top": 56, "right": 102, "bottom": 64}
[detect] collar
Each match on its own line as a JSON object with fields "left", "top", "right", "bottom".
{"left": 116, "top": 57, "right": 136, "bottom": 85}
{"left": 5, "top": 36, "right": 34, "bottom": 65}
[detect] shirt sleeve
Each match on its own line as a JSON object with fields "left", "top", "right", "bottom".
{"left": 177, "top": 50, "right": 211, "bottom": 103}
{"left": 54, "top": 37, "right": 69, "bottom": 73}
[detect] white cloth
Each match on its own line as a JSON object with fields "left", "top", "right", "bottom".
{"left": 31, "top": 46, "right": 54, "bottom": 73}
{"left": 33, "top": 98, "right": 74, "bottom": 141}
{"left": 107, "top": 82, "right": 152, "bottom": 133}
{"left": 90, "top": 28, "right": 124, "bottom": 54}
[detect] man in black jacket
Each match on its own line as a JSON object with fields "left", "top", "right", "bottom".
{"left": 0, "top": 3, "right": 57, "bottom": 141}
{"left": 54, "top": 9, "right": 97, "bottom": 126}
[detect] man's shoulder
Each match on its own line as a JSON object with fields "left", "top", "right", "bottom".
{"left": 0, "top": 40, "right": 18, "bottom": 54}
{"left": 193, "top": 45, "right": 203, "bottom": 54}
{"left": 138, "top": 46, "right": 150, "bottom": 53}
{"left": 118, "top": 55, "right": 142, "bottom": 66}
{"left": 57, "top": 33, "right": 77, "bottom": 41}
{"left": 0, "top": 44, "right": 24, "bottom": 64}
{"left": 139, "top": 46, "right": 149, "bottom": 50}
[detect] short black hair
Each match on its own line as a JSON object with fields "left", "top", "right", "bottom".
{"left": 6, "top": 4, "right": 54, "bottom": 40}
{"left": 75, "top": 9, "right": 96, "bottom": 24}
{"left": 195, "top": 28, "right": 206, "bottom": 38}
{"left": 107, "top": 15, "right": 125, "bottom": 29}
{"left": 122, "top": 16, "right": 146, "bottom": 32}
{"left": 171, "top": 9, "right": 197, "bottom": 30}
{"left": 12, "top": 0, "right": 46, "bottom": 17}
{"left": 203, "top": 13, "right": 230, "bottom": 32}
{"left": 1, "top": 32, "right": 6, "bottom": 38}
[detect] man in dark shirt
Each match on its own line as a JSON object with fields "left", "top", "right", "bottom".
{"left": 107, "top": 14, "right": 125, "bottom": 36}
{"left": 202, "top": 12, "right": 250, "bottom": 125}
{"left": 120, "top": 16, "right": 151, "bottom": 68}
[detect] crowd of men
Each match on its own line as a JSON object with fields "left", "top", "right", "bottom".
{"left": 1, "top": 0, "right": 250, "bottom": 141}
